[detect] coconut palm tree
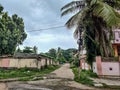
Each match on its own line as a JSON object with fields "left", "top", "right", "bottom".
{"left": 61, "top": 0, "right": 120, "bottom": 65}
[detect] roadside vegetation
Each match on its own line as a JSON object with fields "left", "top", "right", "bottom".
{"left": 40, "top": 47, "right": 77, "bottom": 64}
{"left": 0, "top": 65, "right": 59, "bottom": 81}
{"left": 72, "top": 67, "right": 98, "bottom": 86}
{"left": 71, "top": 59, "right": 98, "bottom": 86}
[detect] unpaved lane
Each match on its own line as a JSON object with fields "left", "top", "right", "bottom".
{"left": 51, "top": 63, "right": 74, "bottom": 80}
{"left": 0, "top": 63, "right": 97, "bottom": 90}
{"left": 28, "top": 63, "right": 95, "bottom": 90}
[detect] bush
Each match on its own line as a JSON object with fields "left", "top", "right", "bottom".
{"left": 73, "top": 58, "right": 79, "bottom": 67}
{"left": 72, "top": 68, "right": 97, "bottom": 86}
{"left": 82, "top": 70, "right": 98, "bottom": 78}
{"left": 0, "top": 65, "right": 59, "bottom": 79}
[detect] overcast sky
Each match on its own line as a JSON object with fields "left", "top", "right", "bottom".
{"left": 0, "top": 0, "right": 78, "bottom": 52}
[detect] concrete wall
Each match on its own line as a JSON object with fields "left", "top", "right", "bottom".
{"left": 18, "top": 59, "right": 37, "bottom": 68}
{"left": 102, "top": 62, "right": 119, "bottom": 76}
{"left": 0, "top": 58, "right": 10, "bottom": 68}
{"left": 93, "top": 62, "right": 98, "bottom": 74}
{"left": 40, "top": 58, "right": 47, "bottom": 68}
{"left": 0, "top": 57, "right": 55, "bottom": 69}
{"left": 9, "top": 58, "right": 19, "bottom": 68}
{"left": 93, "top": 56, "right": 120, "bottom": 76}
{"left": 47, "top": 59, "right": 50, "bottom": 66}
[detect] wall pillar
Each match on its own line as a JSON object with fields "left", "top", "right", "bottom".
{"left": 96, "top": 56, "right": 103, "bottom": 76}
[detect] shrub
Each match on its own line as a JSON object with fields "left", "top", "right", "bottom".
{"left": 72, "top": 68, "right": 96, "bottom": 86}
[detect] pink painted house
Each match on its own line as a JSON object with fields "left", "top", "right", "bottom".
{"left": 112, "top": 29, "right": 120, "bottom": 56}
{"left": 93, "top": 29, "right": 120, "bottom": 77}
{"left": 80, "top": 29, "right": 120, "bottom": 77}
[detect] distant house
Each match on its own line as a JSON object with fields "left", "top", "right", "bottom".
{"left": 80, "top": 55, "right": 91, "bottom": 70}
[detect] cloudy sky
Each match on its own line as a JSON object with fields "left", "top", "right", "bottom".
{"left": 0, "top": 0, "right": 78, "bottom": 52}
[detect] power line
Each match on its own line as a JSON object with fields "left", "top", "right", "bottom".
{"left": 27, "top": 25, "right": 65, "bottom": 32}
{"left": 35, "top": 21, "right": 65, "bottom": 27}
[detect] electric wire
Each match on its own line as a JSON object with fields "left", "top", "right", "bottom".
{"left": 27, "top": 25, "right": 66, "bottom": 32}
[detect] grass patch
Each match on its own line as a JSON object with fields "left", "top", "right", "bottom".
{"left": 0, "top": 65, "right": 59, "bottom": 80}
{"left": 72, "top": 68, "right": 98, "bottom": 86}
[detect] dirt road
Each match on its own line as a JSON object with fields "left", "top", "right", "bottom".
{"left": 0, "top": 63, "right": 97, "bottom": 90}
{"left": 50, "top": 63, "right": 74, "bottom": 80}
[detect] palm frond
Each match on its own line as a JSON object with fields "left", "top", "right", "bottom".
{"left": 61, "top": 5, "right": 82, "bottom": 16}
{"left": 61, "top": 0, "right": 86, "bottom": 16}
{"left": 92, "top": 1, "right": 120, "bottom": 27}
{"left": 90, "top": 0, "right": 97, "bottom": 6}
{"left": 73, "top": 29, "right": 78, "bottom": 39}
{"left": 65, "top": 7, "right": 89, "bottom": 29}
{"left": 65, "top": 11, "right": 81, "bottom": 29}
{"left": 61, "top": 1, "right": 85, "bottom": 11}
{"left": 103, "top": 0, "right": 120, "bottom": 9}
{"left": 73, "top": 25, "right": 80, "bottom": 39}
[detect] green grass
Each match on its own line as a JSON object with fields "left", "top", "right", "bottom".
{"left": 0, "top": 65, "right": 59, "bottom": 80}
{"left": 72, "top": 68, "right": 98, "bottom": 86}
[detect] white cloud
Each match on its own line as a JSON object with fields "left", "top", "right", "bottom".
{"left": 0, "top": 0, "right": 77, "bottom": 52}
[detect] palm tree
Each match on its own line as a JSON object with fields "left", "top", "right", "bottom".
{"left": 61, "top": 0, "right": 120, "bottom": 65}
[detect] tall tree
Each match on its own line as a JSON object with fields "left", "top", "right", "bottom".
{"left": 48, "top": 48, "right": 57, "bottom": 59}
{"left": 61, "top": 0, "right": 120, "bottom": 65}
{"left": 0, "top": 5, "right": 27, "bottom": 55}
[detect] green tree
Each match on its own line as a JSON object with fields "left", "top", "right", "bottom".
{"left": 43, "top": 48, "right": 77, "bottom": 63}
{"left": 16, "top": 47, "right": 22, "bottom": 53}
{"left": 0, "top": 5, "right": 27, "bottom": 55}
{"left": 23, "top": 47, "right": 33, "bottom": 53}
{"left": 48, "top": 48, "right": 57, "bottom": 59}
{"left": 61, "top": 0, "right": 120, "bottom": 66}
{"left": 55, "top": 47, "right": 77, "bottom": 63}
{"left": 33, "top": 46, "right": 38, "bottom": 54}
{"left": 56, "top": 47, "right": 62, "bottom": 60}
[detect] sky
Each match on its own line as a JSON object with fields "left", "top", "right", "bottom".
{"left": 0, "top": 0, "right": 78, "bottom": 53}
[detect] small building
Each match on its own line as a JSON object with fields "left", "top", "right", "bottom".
{"left": 0, "top": 53, "right": 56, "bottom": 69}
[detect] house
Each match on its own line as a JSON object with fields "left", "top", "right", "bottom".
{"left": 80, "top": 29, "right": 120, "bottom": 77}
{"left": 93, "top": 29, "right": 120, "bottom": 77}
{"left": 0, "top": 53, "right": 57, "bottom": 69}
{"left": 112, "top": 29, "right": 120, "bottom": 56}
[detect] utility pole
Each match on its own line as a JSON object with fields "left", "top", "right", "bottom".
{"left": 77, "top": 25, "right": 83, "bottom": 78}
